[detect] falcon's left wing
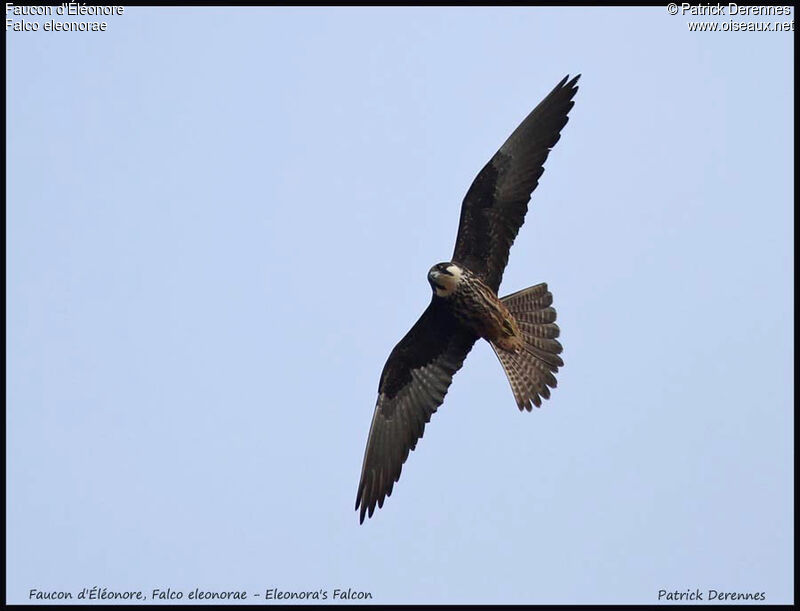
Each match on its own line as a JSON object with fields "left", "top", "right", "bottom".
{"left": 356, "top": 300, "right": 477, "bottom": 523}
{"left": 452, "top": 74, "right": 580, "bottom": 292}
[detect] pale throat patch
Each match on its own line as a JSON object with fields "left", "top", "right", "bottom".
{"left": 434, "top": 264, "right": 463, "bottom": 297}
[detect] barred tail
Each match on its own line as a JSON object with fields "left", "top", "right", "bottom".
{"left": 491, "top": 283, "right": 563, "bottom": 412}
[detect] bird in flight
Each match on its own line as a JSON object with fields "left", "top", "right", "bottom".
{"left": 356, "top": 74, "right": 580, "bottom": 523}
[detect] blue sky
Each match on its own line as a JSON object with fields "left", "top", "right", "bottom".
{"left": 7, "top": 6, "right": 793, "bottom": 605}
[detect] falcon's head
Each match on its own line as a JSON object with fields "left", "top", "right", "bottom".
{"left": 428, "top": 262, "right": 463, "bottom": 298}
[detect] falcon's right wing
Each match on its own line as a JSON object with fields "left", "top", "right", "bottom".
{"left": 355, "top": 300, "right": 477, "bottom": 523}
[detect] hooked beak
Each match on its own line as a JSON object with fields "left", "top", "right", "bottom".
{"left": 429, "top": 270, "right": 445, "bottom": 291}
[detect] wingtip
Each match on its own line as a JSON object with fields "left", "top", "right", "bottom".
{"left": 356, "top": 491, "right": 367, "bottom": 524}
{"left": 559, "top": 74, "right": 581, "bottom": 90}
{"left": 552, "top": 74, "right": 580, "bottom": 98}
{"left": 355, "top": 481, "right": 364, "bottom": 511}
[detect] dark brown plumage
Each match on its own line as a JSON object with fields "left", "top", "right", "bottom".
{"left": 454, "top": 74, "right": 580, "bottom": 292}
{"left": 356, "top": 75, "right": 580, "bottom": 523}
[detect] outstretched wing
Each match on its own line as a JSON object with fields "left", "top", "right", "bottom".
{"left": 452, "top": 74, "right": 580, "bottom": 292}
{"left": 356, "top": 300, "right": 477, "bottom": 523}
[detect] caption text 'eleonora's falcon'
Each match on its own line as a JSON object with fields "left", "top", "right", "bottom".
{"left": 356, "top": 75, "right": 580, "bottom": 523}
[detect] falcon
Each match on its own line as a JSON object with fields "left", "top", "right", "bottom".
{"left": 356, "top": 74, "right": 580, "bottom": 523}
